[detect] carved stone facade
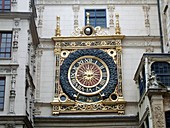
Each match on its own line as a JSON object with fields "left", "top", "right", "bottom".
{"left": 151, "top": 95, "right": 166, "bottom": 128}
{"left": 1, "top": 0, "right": 170, "bottom": 128}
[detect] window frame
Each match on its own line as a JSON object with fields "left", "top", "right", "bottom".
{"left": 0, "top": 31, "right": 12, "bottom": 59}
{"left": 85, "top": 9, "right": 107, "bottom": 28}
{"left": 0, "top": 77, "right": 5, "bottom": 111}
{"left": 0, "top": 0, "right": 11, "bottom": 12}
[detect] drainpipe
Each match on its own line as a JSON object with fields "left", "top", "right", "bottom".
{"left": 157, "top": 0, "right": 164, "bottom": 53}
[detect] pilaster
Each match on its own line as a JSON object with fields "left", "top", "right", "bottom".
{"left": 147, "top": 88, "right": 167, "bottom": 128}
{"left": 107, "top": 5, "right": 115, "bottom": 34}
{"left": 37, "top": 5, "right": 44, "bottom": 37}
{"left": 72, "top": 4, "right": 80, "bottom": 29}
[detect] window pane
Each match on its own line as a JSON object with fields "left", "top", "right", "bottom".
{"left": 4, "top": 6, "right": 10, "bottom": 9}
{"left": 5, "top": 1, "right": 10, "bottom": 4}
{"left": 7, "top": 34, "right": 12, "bottom": 38}
{"left": 0, "top": 98, "right": 4, "bottom": 103}
{"left": 0, "top": 86, "right": 4, "bottom": 91}
{"left": 86, "top": 10, "right": 95, "bottom": 17}
{"left": 1, "top": 38, "right": 6, "bottom": 43}
{"left": 0, "top": 48, "right": 5, "bottom": 52}
{"left": 0, "top": 79, "right": 5, "bottom": 84}
{"left": 7, "top": 38, "right": 11, "bottom": 43}
{"left": 1, "top": 43, "right": 6, "bottom": 47}
{"left": 0, "top": 104, "right": 4, "bottom": 110}
{"left": 6, "top": 43, "right": 11, "bottom": 47}
{"left": 96, "top": 10, "right": 106, "bottom": 17}
{"left": 0, "top": 53, "right": 5, "bottom": 58}
{"left": 0, "top": 92, "right": 4, "bottom": 97}
{"left": 2, "top": 34, "right": 7, "bottom": 38}
{"left": 5, "top": 53, "right": 10, "bottom": 58}
{"left": 6, "top": 48, "right": 11, "bottom": 52}
{"left": 96, "top": 18, "right": 106, "bottom": 27}
{"left": 96, "top": 18, "right": 106, "bottom": 24}
{"left": 89, "top": 18, "right": 95, "bottom": 23}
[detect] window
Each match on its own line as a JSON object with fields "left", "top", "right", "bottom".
{"left": 0, "top": 0, "right": 11, "bottom": 12}
{"left": 139, "top": 67, "right": 146, "bottom": 96}
{"left": 85, "top": 9, "right": 106, "bottom": 27}
{"left": 151, "top": 62, "right": 170, "bottom": 87}
{"left": 0, "top": 32, "right": 12, "bottom": 58}
{"left": 165, "top": 111, "right": 170, "bottom": 127}
{"left": 0, "top": 77, "right": 5, "bottom": 110}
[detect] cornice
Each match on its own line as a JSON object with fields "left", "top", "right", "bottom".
{"left": 34, "top": 115, "right": 138, "bottom": 124}
{"left": 0, "top": 63, "right": 19, "bottom": 67}
{"left": 0, "top": 12, "right": 32, "bottom": 19}
{"left": 52, "top": 35, "right": 125, "bottom": 42}
{"left": 0, "top": 115, "right": 33, "bottom": 128}
{"left": 36, "top": 0, "right": 156, "bottom": 5}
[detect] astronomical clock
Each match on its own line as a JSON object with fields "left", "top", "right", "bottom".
{"left": 51, "top": 14, "right": 126, "bottom": 114}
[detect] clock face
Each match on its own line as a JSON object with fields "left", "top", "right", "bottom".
{"left": 60, "top": 49, "right": 117, "bottom": 103}
{"left": 68, "top": 56, "right": 109, "bottom": 96}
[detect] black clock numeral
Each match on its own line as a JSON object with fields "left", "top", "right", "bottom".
{"left": 72, "top": 65, "right": 78, "bottom": 71}
{"left": 77, "top": 60, "right": 84, "bottom": 66}
{"left": 100, "top": 79, "right": 106, "bottom": 86}
{"left": 99, "top": 65, "right": 104, "bottom": 70}
{"left": 94, "top": 60, "right": 98, "bottom": 64}
{"left": 95, "top": 85, "right": 100, "bottom": 91}
{"left": 86, "top": 88, "right": 92, "bottom": 93}
{"left": 84, "top": 58, "right": 93, "bottom": 63}
{"left": 70, "top": 72, "right": 75, "bottom": 78}
{"left": 71, "top": 78, "right": 77, "bottom": 85}
{"left": 102, "top": 72, "right": 107, "bottom": 78}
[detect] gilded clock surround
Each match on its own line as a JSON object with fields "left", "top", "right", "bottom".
{"left": 51, "top": 14, "right": 126, "bottom": 115}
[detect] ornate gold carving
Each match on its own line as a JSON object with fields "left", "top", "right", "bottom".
{"left": 55, "top": 16, "right": 61, "bottom": 36}
{"left": 51, "top": 94, "right": 126, "bottom": 114}
{"left": 61, "top": 50, "right": 70, "bottom": 58}
{"left": 51, "top": 13, "right": 125, "bottom": 115}
{"left": 51, "top": 46, "right": 126, "bottom": 114}
{"left": 115, "top": 14, "right": 121, "bottom": 35}
{"left": 86, "top": 12, "right": 90, "bottom": 25}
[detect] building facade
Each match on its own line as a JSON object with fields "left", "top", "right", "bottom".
{"left": 0, "top": 0, "right": 169, "bottom": 128}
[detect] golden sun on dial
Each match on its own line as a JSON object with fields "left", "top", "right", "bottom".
{"left": 76, "top": 63, "right": 101, "bottom": 87}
